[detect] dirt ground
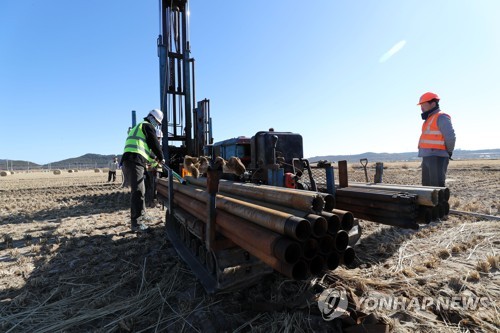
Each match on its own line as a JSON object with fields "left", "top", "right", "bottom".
{"left": 0, "top": 161, "right": 498, "bottom": 332}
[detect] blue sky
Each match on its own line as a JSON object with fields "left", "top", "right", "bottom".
{"left": 1, "top": 0, "right": 499, "bottom": 165}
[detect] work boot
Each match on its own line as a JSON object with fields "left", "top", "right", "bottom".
{"left": 131, "top": 221, "right": 149, "bottom": 233}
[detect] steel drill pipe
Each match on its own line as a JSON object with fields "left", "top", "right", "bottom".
{"left": 334, "top": 196, "right": 418, "bottom": 214}
{"left": 157, "top": 186, "right": 303, "bottom": 264}
{"left": 417, "top": 206, "right": 432, "bottom": 224}
{"left": 319, "top": 193, "right": 335, "bottom": 211}
{"left": 305, "top": 214, "right": 328, "bottom": 238}
{"left": 189, "top": 188, "right": 334, "bottom": 244}
{"left": 347, "top": 183, "right": 439, "bottom": 206}
{"left": 437, "top": 203, "right": 446, "bottom": 218}
{"left": 340, "top": 246, "right": 356, "bottom": 266}
{"left": 222, "top": 196, "right": 330, "bottom": 239}
{"left": 186, "top": 176, "right": 327, "bottom": 212}
{"left": 160, "top": 179, "right": 312, "bottom": 241}
{"left": 320, "top": 211, "right": 342, "bottom": 234}
{"left": 324, "top": 252, "right": 340, "bottom": 270}
{"left": 355, "top": 182, "right": 450, "bottom": 203}
{"left": 443, "top": 201, "right": 450, "bottom": 215}
{"left": 336, "top": 187, "right": 417, "bottom": 204}
{"left": 331, "top": 209, "right": 354, "bottom": 231}
{"left": 430, "top": 206, "right": 439, "bottom": 220}
{"left": 302, "top": 238, "right": 319, "bottom": 259}
{"left": 335, "top": 202, "right": 418, "bottom": 220}
{"left": 332, "top": 230, "right": 349, "bottom": 252}
{"left": 224, "top": 229, "right": 309, "bottom": 280}
{"left": 315, "top": 234, "right": 335, "bottom": 255}
{"left": 206, "top": 191, "right": 329, "bottom": 239}
{"left": 307, "top": 255, "right": 325, "bottom": 276}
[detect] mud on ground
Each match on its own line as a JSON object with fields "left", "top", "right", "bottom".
{"left": 0, "top": 161, "right": 499, "bottom": 332}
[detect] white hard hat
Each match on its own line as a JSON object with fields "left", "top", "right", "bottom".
{"left": 148, "top": 109, "right": 164, "bottom": 123}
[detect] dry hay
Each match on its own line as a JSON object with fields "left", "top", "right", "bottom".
{"left": 94, "top": 168, "right": 102, "bottom": 173}
{"left": 0, "top": 160, "right": 498, "bottom": 332}
{"left": 53, "top": 169, "right": 61, "bottom": 175}
{"left": 337, "top": 219, "right": 500, "bottom": 332}
{"left": 0, "top": 171, "right": 9, "bottom": 177}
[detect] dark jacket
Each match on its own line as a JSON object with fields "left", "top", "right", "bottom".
{"left": 121, "top": 119, "right": 164, "bottom": 166}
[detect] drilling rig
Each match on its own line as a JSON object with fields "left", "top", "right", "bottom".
{"left": 155, "top": 0, "right": 451, "bottom": 293}
{"left": 155, "top": 0, "right": 362, "bottom": 293}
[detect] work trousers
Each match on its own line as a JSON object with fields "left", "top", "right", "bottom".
{"left": 421, "top": 156, "right": 449, "bottom": 187}
{"left": 108, "top": 170, "right": 116, "bottom": 182}
{"left": 122, "top": 160, "right": 146, "bottom": 223}
{"left": 144, "top": 170, "right": 157, "bottom": 208}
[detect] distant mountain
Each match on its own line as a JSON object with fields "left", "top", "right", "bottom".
{"left": 308, "top": 149, "right": 500, "bottom": 163}
{"left": 0, "top": 154, "right": 121, "bottom": 171}
{"left": 0, "top": 159, "right": 41, "bottom": 170}
{"left": 2, "top": 149, "right": 499, "bottom": 171}
{"left": 43, "top": 153, "right": 122, "bottom": 169}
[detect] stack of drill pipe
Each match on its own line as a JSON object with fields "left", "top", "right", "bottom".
{"left": 335, "top": 187, "right": 420, "bottom": 229}
{"left": 157, "top": 178, "right": 356, "bottom": 279}
{"left": 157, "top": 183, "right": 308, "bottom": 279}
{"left": 190, "top": 186, "right": 359, "bottom": 270}
{"left": 185, "top": 177, "right": 357, "bottom": 267}
{"left": 346, "top": 182, "right": 451, "bottom": 222}
{"left": 186, "top": 176, "right": 335, "bottom": 213}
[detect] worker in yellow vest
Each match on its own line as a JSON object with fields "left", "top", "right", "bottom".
{"left": 122, "top": 109, "right": 165, "bottom": 232}
{"left": 417, "top": 92, "right": 456, "bottom": 187}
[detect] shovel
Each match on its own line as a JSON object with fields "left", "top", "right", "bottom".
{"left": 360, "top": 158, "right": 369, "bottom": 183}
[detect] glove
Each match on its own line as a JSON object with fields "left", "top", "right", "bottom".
{"left": 448, "top": 152, "right": 453, "bottom": 160}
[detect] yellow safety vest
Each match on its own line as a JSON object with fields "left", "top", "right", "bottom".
{"left": 123, "top": 122, "right": 156, "bottom": 162}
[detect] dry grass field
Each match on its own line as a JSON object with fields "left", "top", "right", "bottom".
{"left": 0, "top": 160, "right": 499, "bottom": 332}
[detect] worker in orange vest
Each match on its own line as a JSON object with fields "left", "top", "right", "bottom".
{"left": 417, "top": 92, "right": 456, "bottom": 187}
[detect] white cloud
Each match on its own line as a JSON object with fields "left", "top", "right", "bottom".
{"left": 379, "top": 40, "right": 406, "bottom": 63}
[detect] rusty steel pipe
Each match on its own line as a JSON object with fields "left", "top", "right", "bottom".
{"left": 302, "top": 238, "right": 319, "bottom": 259}
{"left": 319, "top": 193, "right": 335, "bottom": 211}
{"left": 224, "top": 231, "right": 309, "bottom": 280}
{"left": 417, "top": 206, "right": 432, "bottom": 224}
{"left": 335, "top": 196, "right": 418, "bottom": 214}
{"left": 161, "top": 180, "right": 312, "bottom": 241}
{"left": 332, "top": 230, "right": 349, "bottom": 252}
{"left": 355, "top": 182, "right": 450, "bottom": 202}
{"left": 335, "top": 202, "right": 418, "bottom": 219}
{"left": 336, "top": 187, "right": 417, "bottom": 204}
{"left": 346, "top": 183, "right": 440, "bottom": 206}
{"left": 306, "top": 214, "right": 328, "bottom": 238}
{"left": 307, "top": 255, "right": 325, "bottom": 276}
{"left": 203, "top": 190, "right": 330, "bottom": 239}
{"left": 331, "top": 209, "right": 354, "bottom": 231}
{"left": 443, "top": 201, "right": 450, "bottom": 215}
{"left": 186, "top": 176, "right": 326, "bottom": 212}
{"left": 316, "top": 235, "right": 335, "bottom": 255}
{"left": 157, "top": 187, "right": 303, "bottom": 264}
{"left": 324, "top": 252, "right": 340, "bottom": 270}
{"left": 340, "top": 246, "right": 356, "bottom": 266}
{"left": 320, "top": 211, "right": 342, "bottom": 234}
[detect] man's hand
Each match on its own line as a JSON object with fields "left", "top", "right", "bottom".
{"left": 448, "top": 152, "right": 453, "bottom": 160}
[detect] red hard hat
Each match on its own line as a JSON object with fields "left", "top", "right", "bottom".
{"left": 417, "top": 92, "right": 440, "bottom": 105}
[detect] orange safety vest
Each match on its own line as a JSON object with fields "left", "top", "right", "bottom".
{"left": 418, "top": 112, "right": 449, "bottom": 150}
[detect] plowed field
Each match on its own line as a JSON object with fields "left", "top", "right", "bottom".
{"left": 1, "top": 160, "right": 498, "bottom": 332}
